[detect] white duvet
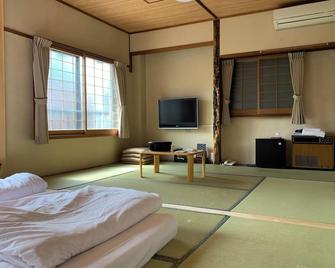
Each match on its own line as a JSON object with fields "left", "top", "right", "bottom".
{"left": 0, "top": 173, "right": 47, "bottom": 202}
{"left": 0, "top": 186, "right": 161, "bottom": 268}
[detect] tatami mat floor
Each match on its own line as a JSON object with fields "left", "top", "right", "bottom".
{"left": 45, "top": 163, "right": 335, "bottom": 268}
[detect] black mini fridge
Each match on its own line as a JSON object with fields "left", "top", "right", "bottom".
{"left": 256, "top": 138, "right": 286, "bottom": 168}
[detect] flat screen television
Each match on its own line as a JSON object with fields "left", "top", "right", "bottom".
{"left": 159, "top": 97, "right": 198, "bottom": 129}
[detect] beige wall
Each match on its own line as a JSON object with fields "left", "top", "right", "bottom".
{"left": 127, "top": 55, "right": 147, "bottom": 147}
{"left": 142, "top": 47, "right": 335, "bottom": 164}
{"left": 1, "top": 0, "right": 144, "bottom": 177}
{"left": 221, "top": 11, "right": 335, "bottom": 55}
{"left": 219, "top": 11, "right": 335, "bottom": 163}
{"left": 130, "top": 21, "right": 213, "bottom": 52}
{"left": 136, "top": 11, "right": 335, "bottom": 164}
{"left": 5, "top": 0, "right": 129, "bottom": 64}
{"left": 144, "top": 46, "right": 213, "bottom": 150}
{"left": 3, "top": 1, "right": 335, "bottom": 175}
{"left": 131, "top": 11, "right": 335, "bottom": 55}
{"left": 222, "top": 50, "right": 335, "bottom": 164}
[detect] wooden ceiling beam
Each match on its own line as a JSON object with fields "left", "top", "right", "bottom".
{"left": 130, "top": 19, "right": 213, "bottom": 34}
{"left": 194, "top": 0, "right": 218, "bottom": 19}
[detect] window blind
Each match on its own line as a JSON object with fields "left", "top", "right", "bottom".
{"left": 230, "top": 54, "right": 293, "bottom": 116}
{"left": 231, "top": 61, "right": 257, "bottom": 111}
{"left": 260, "top": 57, "right": 293, "bottom": 110}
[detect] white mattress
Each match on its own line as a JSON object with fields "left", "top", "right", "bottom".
{"left": 0, "top": 186, "right": 163, "bottom": 268}
{"left": 0, "top": 213, "right": 176, "bottom": 268}
{"left": 59, "top": 213, "right": 177, "bottom": 268}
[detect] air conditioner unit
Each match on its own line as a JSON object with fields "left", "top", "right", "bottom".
{"left": 273, "top": 0, "right": 335, "bottom": 30}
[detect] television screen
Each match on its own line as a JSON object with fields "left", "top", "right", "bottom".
{"left": 159, "top": 98, "right": 198, "bottom": 129}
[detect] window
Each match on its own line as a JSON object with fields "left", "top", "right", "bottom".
{"left": 47, "top": 49, "right": 119, "bottom": 137}
{"left": 231, "top": 55, "right": 293, "bottom": 116}
{"left": 48, "top": 50, "right": 84, "bottom": 131}
{"left": 86, "top": 58, "right": 119, "bottom": 130}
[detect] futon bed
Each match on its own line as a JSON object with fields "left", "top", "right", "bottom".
{"left": 0, "top": 173, "right": 177, "bottom": 268}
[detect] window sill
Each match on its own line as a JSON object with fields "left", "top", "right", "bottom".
{"left": 49, "top": 129, "right": 118, "bottom": 139}
{"left": 231, "top": 108, "right": 292, "bottom": 117}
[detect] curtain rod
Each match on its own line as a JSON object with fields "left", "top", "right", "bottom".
{"left": 4, "top": 27, "right": 129, "bottom": 68}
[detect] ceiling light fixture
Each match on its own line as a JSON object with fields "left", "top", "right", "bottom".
{"left": 176, "top": 0, "right": 193, "bottom": 3}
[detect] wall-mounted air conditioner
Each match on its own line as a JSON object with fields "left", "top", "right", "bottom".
{"left": 273, "top": 0, "right": 335, "bottom": 30}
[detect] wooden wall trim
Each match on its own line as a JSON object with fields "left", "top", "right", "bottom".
{"left": 221, "top": 42, "right": 335, "bottom": 59}
{"left": 0, "top": 0, "right": 5, "bottom": 164}
{"left": 4, "top": 27, "right": 130, "bottom": 67}
{"left": 55, "top": 0, "right": 129, "bottom": 34}
{"left": 130, "top": 41, "right": 214, "bottom": 56}
{"left": 130, "top": 19, "right": 213, "bottom": 34}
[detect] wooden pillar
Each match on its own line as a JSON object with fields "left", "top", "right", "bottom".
{"left": 213, "top": 19, "right": 222, "bottom": 164}
{"left": 0, "top": 0, "right": 5, "bottom": 167}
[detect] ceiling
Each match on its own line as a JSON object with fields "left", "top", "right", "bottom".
{"left": 57, "top": 0, "right": 324, "bottom": 33}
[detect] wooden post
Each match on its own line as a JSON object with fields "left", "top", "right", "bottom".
{"left": 213, "top": 19, "right": 222, "bottom": 164}
{"left": 0, "top": 0, "right": 5, "bottom": 168}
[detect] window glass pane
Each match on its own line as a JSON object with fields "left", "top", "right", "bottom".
{"left": 86, "top": 58, "right": 119, "bottom": 130}
{"left": 47, "top": 49, "right": 84, "bottom": 130}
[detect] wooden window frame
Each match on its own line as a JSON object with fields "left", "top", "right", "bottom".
{"left": 48, "top": 45, "right": 118, "bottom": 139}
{"left": 230, "top": 54, "right": 292, "bottom": 117}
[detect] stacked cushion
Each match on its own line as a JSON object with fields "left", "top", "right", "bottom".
{"left": 121, "top": 147, "right": 153, "bottom": 165}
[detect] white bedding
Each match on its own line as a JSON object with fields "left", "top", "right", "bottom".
{"left": 60, "top": 213, "right": 177, "bottom": 268}
{"left": 0, "top": 173, "right": 47, "bottom": 201}
{"left": 0, "top": 186, "right": 161, "bottom": 268}
{"left": 0, "top": 213, "right": 176, "bottom": 268}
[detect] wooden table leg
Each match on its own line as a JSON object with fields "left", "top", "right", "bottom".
{"left": 201, "top": 151, "right": 206, "bottom": 178}
{"left": 154, "top": 154, "right": 160, "bottom": 173}
{"left": 187, "top": 154, "right": 194, "bottom": 183}
{"left": 140, "top": 154, "right": 143, "bottom": 178}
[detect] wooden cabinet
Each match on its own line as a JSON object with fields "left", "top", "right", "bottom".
{"left": 292, "top": 136, "right": 334, "bottom": 170}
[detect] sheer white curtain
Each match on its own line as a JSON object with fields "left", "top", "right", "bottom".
{"left": 221, "top": 59, "right": 234, "bottom": 126}
{"left": 288, "top": 52, "right": 305, "bottom": 124}
{"left": 32, "top": 36, "right": 52, "bottom": 144}
{"left": 114, "top": 62, "right": 130, "bottom": 139}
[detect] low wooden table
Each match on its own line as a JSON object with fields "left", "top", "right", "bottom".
{"left": 139, "top": 150, "right": 206, "bottom": 182}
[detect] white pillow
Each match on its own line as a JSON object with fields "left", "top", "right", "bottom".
{"left": 0, "top": 173, "right": 48, "bottom": 201}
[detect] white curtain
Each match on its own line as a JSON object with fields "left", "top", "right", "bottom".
{"left": 114, "top": 61, "right": 130, "bottom": 139}
{"left": 33, "top": 36, "right": 52, "bottom": 144}
{"left": 288, "top": 52, "right": 305, "bottom": 124}
{"left": 221, "top": 59, "right": 234, "bottom": 126}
